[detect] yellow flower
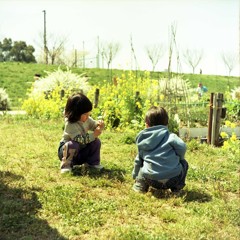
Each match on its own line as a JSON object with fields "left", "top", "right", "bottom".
{"left": 225, "top": 120, "right": 231, "bottom": 127}
{"left": 222, "top": 141, "right": 229, "bottom": 149}
{"left": 136, "top": 101, "right": 142, "bottom": 109}
{"left": 230, "top": 123, "right": 236, "bottom": 128}
{"left": 220, "top": 132, "right": 228, "bottom": 138}
{"left": 230, "top": 133, "right": 237, "bottom": 141}
{"left": 160, "top": 94, "right": 165, "bottom": 101}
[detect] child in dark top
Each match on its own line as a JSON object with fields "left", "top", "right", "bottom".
{"left": 58, "top": 93, "right": 104, "bottom": 173}
{"left": 132, "top": 106, "right": 188, "bottom": 193}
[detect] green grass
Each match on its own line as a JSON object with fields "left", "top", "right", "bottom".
{"left": 0, "top": 116, "right": 239, "bottom": 239}
{"left": 0, "top": 62, "right": 239, "bottom": 109}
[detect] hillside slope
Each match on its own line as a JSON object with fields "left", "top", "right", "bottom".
{"left": 0, "top": 62, "right": 239, "bottom": 109}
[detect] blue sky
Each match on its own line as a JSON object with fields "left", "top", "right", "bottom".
{"left": 0, "top": 0, "right": 239, "bottom": 76}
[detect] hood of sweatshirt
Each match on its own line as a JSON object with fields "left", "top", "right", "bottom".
{"left": 136, "top": 125, "right": 169, "bottom": 151}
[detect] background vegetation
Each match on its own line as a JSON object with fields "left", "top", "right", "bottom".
{"left": 0, "top": 62, "right": 239, "bottom": 109}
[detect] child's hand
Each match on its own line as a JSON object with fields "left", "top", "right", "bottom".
{"left": 94, "top": 126, "right": 102, "bottom": 138}
{"left": 97, "top": 120, "right": 104, "bottom": 130}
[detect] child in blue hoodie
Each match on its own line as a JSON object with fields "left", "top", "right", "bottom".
{"left": 132, "top": 106, "right": 188, "bottom": 193}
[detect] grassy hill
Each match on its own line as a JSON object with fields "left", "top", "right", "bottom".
{"left": 0, "top": 62, "right": 239, "bottom": 109}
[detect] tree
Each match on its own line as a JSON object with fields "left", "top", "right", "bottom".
{"left": 36, "top": 33, "right": 67, "bottom": 65}
{"left": 101, "top": 41, "right": 120, "bottom": 70}
{"left": 0, "top": 38, "right": 36, "bottom": 63}
{"left": 221, "top": 52, "right": 238, "bottom": 76}
{"left": 145, "top": 43, "right": 165, "bottom": 71}
{"left": 183, "top": 49, "right": 203, "bottom": 74}
{"left": 10, "top": 41, "right": 36, "bottom": 63}
{"left": 0, "top": 38, "right": 12, "bottom": 61}
{"left": 47, "top": 35, "right": 67, "bottom": 65}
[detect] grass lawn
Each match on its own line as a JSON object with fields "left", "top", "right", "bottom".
{"left": 0, "top": 116, "right": 239, "bottom": 240}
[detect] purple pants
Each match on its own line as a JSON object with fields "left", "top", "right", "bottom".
{"left": 58, "top": 139, "right": 101, "bottom": 166}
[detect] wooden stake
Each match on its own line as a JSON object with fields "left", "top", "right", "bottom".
{"left": 207, "top": 93, "right": 214, "bottom": 144}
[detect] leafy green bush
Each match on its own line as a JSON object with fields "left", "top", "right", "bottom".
{"left": 22, "top": 68, "right": 91, "bottom": 119}
{"left": 223, "top": 87, "right": 240, "bottom": 123}
{"left": 220, "top": 120, "right": 240, "bottom": 161}
{"left": 179, "top": 104, "right": 209, "bottom": 127}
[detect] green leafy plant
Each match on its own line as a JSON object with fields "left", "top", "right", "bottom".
{"left": 220, "top": 120, "right": 240, "bottom": 161}
{"left": 223, "top": 88, "right": 240, "bottom": 123}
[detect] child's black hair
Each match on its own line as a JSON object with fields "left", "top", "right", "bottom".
{"left": 64, "top": 93, "right": 92, "bottom": 123}
{"left": 145, "top": 106, "right": 169, "bottom": 127}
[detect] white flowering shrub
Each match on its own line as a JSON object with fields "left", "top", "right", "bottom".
{"left": 22, "top": 68, "right": 91, "bottom": 119}
{"left": 231, "top": 87, "right": 240, "bottom": 100}
{"left": 31, "top": 67, "right": 90, "bottom": 97}
{"left": 158, "top": 76, "right": 191, "bottom": 99}
{"left": 0, "top": 88, "right": 11, "bottom": 110}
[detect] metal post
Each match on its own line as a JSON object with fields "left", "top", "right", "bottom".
{"left": 97, "top": 36, "right": 100, "bottom": 68}
{"left": 82, "top": 41, "right": 85, "bottom": 69}
{"left": 43, "top": 10, "right": 48, "bottom": 64}
{"left": 74, "top": 49, "right": 77, "bottom": 67}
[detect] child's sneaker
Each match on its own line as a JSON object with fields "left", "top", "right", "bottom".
{"left": 84, "top": 163, "right": 104, "bottom": 169}
{"left": 132, "top": 179, "right": 149, "bottom": 193}
{"left": 92, "top": 164, "right": 104, "bottom": 169}
{"left": 60, "top": 167, "right": 72, "bottom": 173}
{"left": 60, "top": 160, "right": 72, "bottom": 173}
{"left": 132, "top": 185, "right": 147, "bottom": 194}
{"left": 60, "top": 143, "right": 73, "bottom": 173}
{"left": 171, "top": 188, "right": 184, "bottom": 196}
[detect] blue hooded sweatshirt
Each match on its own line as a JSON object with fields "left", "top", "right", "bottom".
{"left": 132, "top": 125, "right": 187, "bottom": 181}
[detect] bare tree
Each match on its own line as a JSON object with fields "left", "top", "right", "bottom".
{"left": 183, "top": 49, "right": 203, "bottom": 74}
{"left": 130, "top": 35, "right": 139, "bottom": 78}
{"left": 221, "top": 52, "right": 238, "bottom": 76}
{"left": 145, "top": 43, "right": 165, "bottom": 71}
{"left": 101, "top": 41, "right": 120, "bottom": 70}
{"left": 36, "top": 33, "right": 67, "bottom": 65}
{"left": 57, "top": 48, "right": 88, "bottom": 68}
{"left": 47, "top": 34, "right": 67, "bottom": 65}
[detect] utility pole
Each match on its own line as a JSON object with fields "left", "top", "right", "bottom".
{"left": 96, "top": 36, "right": 100, "bottom": 68}
{"left": 82, "top": 41, "right": 85, "bottom": 69}
{"left": 43, "top": 10, "right": 48, "bottom": 64}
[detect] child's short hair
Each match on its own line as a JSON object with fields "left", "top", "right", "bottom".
{"left": 145, "top": 106, "right": 169, "bottom": 127}
{"left": 64, "top": 93, "right": 92, "bottom": 123}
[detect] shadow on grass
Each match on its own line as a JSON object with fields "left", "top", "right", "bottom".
{"left": 72, "top": 166, "right": 126, "bottom": 182}
{"left": 150, "top": 188, "right": 212, "bottom": 202}
{"left": 183, "top": 189, "right": 212, "bottom": 202}
{"left": 0, "top": 171, "right": 67, "bottom": 240}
